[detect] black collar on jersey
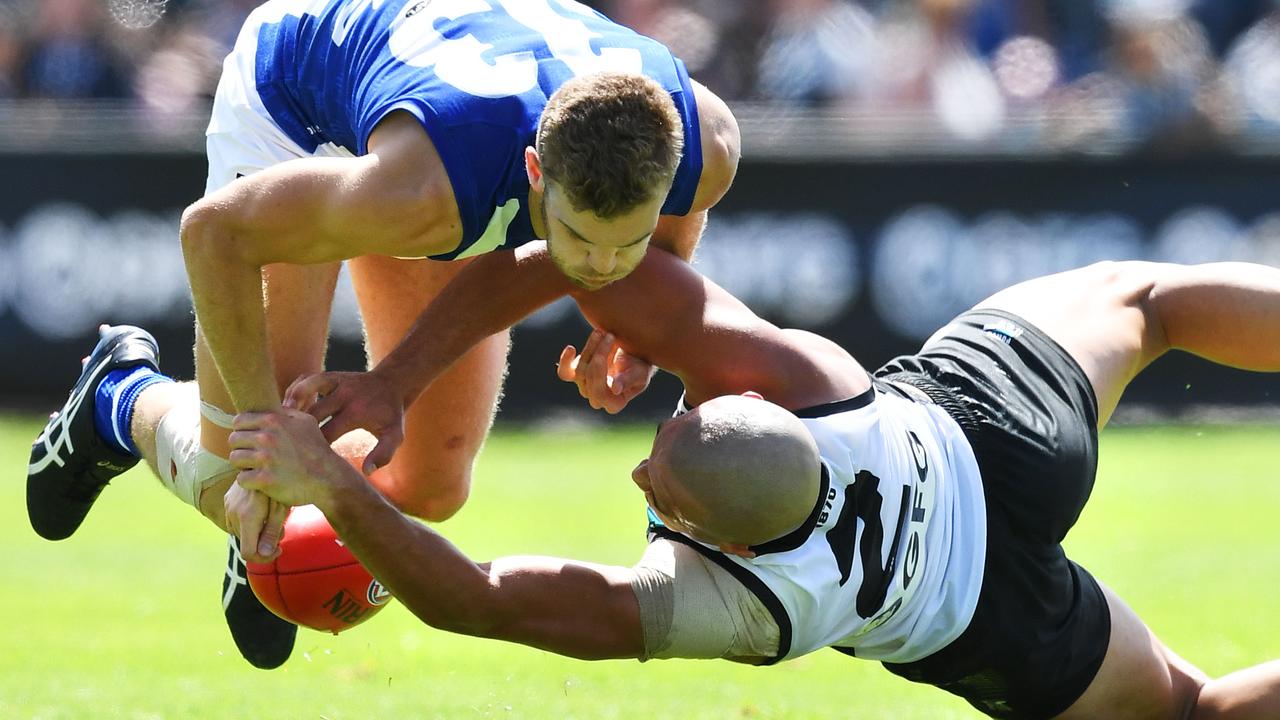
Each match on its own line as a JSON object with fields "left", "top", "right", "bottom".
{"left": 677, "top": 385, "right": 875, "bottom": 420}
{"left": 791, "top": 386, "right": 875, "bottom": 419}
{"left": 747, "top": 464, "right": 831, "bottom": 557}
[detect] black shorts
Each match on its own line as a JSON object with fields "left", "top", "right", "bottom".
{"left": 872, "top": 309, "right": 1110, "bottom": 719}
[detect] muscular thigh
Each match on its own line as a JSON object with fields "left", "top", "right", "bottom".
{"left": 1056, "top": 582, "right": 1204, "bottom": 720}
{"left": 197, "top": 261, "right": 341, "bottom": 456}
{"left": 974, "top": 261, "right": 1167, "bottom": 428}
{"left": 347, "top": 254, "right": 510, "bottom": 519}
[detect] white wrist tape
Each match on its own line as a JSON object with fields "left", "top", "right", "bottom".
{"left": 200, "top": 400, "right": 237, "bottom": 430}
{"left": 157, "top": 403, "right": 235, "bottom": 509}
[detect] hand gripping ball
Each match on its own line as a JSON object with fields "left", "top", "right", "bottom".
{"left": 246, "top": 504, "right": 393, "bottom": 633}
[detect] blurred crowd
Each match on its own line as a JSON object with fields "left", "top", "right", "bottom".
{"left": 0, "top": 0, "right": 1278, "bottom": 151}
{"left": 0, "top": 0, "right": 254, "bottom": 111}
{"left": 607, "top": 0, "right": 1280, "bottom": 151}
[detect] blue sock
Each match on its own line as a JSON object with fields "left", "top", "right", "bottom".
{"left": 93, "top": 365, "right": 174, "bottom": 457}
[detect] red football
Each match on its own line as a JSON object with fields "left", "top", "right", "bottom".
{"left": 246, "top": 504, "right": 393, "bottom": 634}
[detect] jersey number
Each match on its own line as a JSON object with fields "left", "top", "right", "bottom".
{"left": 387, "top": 0, "right": 644, "bottom": 97}
{"left": 825, "top": 470, "right": 912, "bottom": 618}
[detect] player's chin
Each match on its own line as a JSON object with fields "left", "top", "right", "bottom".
{"left": 570, "top": 274, "right": 622, "bottom": 291}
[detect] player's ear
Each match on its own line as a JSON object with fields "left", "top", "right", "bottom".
{"left": 631, "top": 458, "right": 652, "bottom": 491}
{"left": 525, "top": 147, "right": 544, "bottom": 192}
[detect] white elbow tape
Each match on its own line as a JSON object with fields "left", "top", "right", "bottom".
{"left": 156, "top": 404, "right": 236, "bottom": 509}
{"left": 200, "top": 400, "right": 237, "bottom": 430}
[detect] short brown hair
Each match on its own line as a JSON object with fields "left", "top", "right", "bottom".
{"left": 536, "top": 72, "right": 684, "bottom": 218}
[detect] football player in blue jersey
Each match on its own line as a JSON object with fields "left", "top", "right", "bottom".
{"left": 26, "top": 0, "right": 738, "bottom": 669}
{"left": 230, "top": 251, "right": 1280, "bottom": 719}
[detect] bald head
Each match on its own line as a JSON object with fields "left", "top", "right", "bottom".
{"left": 652, "top": 395, "right": 822, "bottom": 547}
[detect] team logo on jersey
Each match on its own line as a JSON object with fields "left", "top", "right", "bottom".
{"left": 367, "top": 579, "right": 392, "bottom": 606}
{"left": 982, "top": 319, "right": 1024, "bottom": 345}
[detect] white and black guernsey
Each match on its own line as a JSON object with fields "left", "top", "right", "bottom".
{"left": 653, "top": 383, "right": 987, "bottom": 664}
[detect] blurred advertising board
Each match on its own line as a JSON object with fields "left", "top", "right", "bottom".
{"left": 1, "top": 152, "right": 1277, "bottom": 418}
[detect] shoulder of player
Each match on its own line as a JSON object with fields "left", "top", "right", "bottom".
{"left": 363, "top": 110, "right": 464, "bottom": 256}
{"left": 688, "top": 80, "right": 741, "bottom": 213}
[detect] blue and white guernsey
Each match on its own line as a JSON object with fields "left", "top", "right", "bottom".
{"left": 651, "top": 386, "right": 987, "bottom": 664}
{"left": 221, "top": 0, "right": 703, "bottom": 259}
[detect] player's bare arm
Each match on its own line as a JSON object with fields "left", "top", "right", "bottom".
{"left": 285, "top": 241, "right": 572, "bottom": 471}
{"left": 561, "top": 249, "right": 869, "bottom": 411}
{"left": 231, "top": 408, "right": 645, "bottom": 660}
{"left": 181, "top": 111, "right": 462, "bottom": 562}
{"left": 179, "top": 111, "right": 460, "bottom": 412}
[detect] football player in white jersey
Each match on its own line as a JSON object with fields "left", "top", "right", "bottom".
{"left": 230, "top": 250, "right": 1280, "bottom": 719}
{"left": 27, "top": 0, "right": 738, "bottom": 668}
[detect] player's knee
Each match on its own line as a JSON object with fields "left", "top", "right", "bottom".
{"left": 335, "top": 430, "right": 477, "bottom": 521}
{"left": 380, "top": 466, "right": 473, "bottom": 523}
{"left": 410, "top": 483, "right": 471, "bottom": 523}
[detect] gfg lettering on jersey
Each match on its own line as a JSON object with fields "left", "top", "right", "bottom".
{"left": 742, "top": 390, "right": 983, "bottom": 662}
{"left": 901, "top": 430, "right": 933, "bottom": 591}
{"left": 908, "top": 430, "right": 929, "bottom": 485}
{"left": 847, "top": 429, "right": 937, "bottom": 641}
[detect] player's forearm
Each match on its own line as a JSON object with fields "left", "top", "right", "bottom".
{"left": 319, "top": 476, "right": 506, "bottom": 636}
{"left": 321, "top": 472, "right": 642, "bottom": 660}
{"left": 571, "top": 250, "right": 865, "bottom": 407}
{"left": 374, "top": 243, "right": 570, "bottom": 404}
{"left": 180, "top": 205, "right": 280, "bottom": 411}
{"left": 570, "top": 249, "right": 770, "bottom": 393}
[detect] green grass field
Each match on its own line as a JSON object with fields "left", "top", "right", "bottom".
{"left": 2, "top": 415, "right": 1278, "bottom": 719}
